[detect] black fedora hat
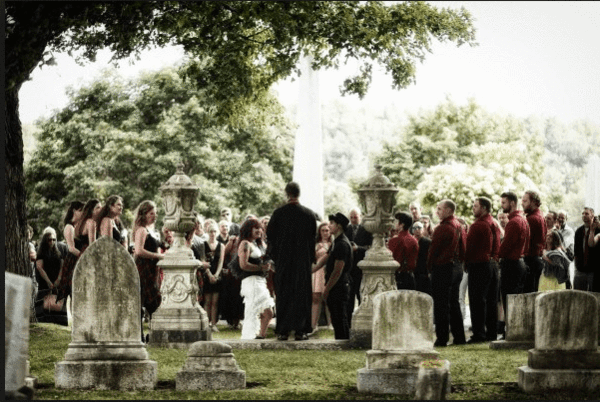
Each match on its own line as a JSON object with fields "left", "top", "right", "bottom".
{"left": 328, "top": 212, "right": 350, "bottom": 231}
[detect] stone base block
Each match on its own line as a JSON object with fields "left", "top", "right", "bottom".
{"left": 366, "top": 350, "right": 439, "bottom": 369}
{"left": 489, "top": 340, "right": 534, "bottom": 350}
{"left": 518, "top": 366, "right": 600, "bottom": 393}
{"left": 528, "top": 349, "right": 600, "bottom": 369}
{"left": 150, "top": 329, "right": 211, "bottom": 348}
{"left": 176, "top": 370, "right": 246, "bottom": 391}
{"left": 55, "top": 360, "right": 157, "bottom": 390}
{"left": 357, "top": 367, "right": 418, "bottom": 395}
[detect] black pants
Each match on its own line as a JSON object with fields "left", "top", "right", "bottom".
{"left": 327, "top": 281, "right": 350, "bottom": 340}
{"left": 395, "top": 271, "right": 416, "bottom": 290}
{"left": 467, "top": 260, "right": 499, "bottom": 341}
{"left": 500, "top": 258, "right": 527, "bottom": 320}
{"left": 415, "top": 273, "right": 432, "bottom": 296}
{"left": 345, "top": 268, "right": 362, "bottom": 328}
{"left": 431, "top": 262, "right": 465, "bottom": 344}
{"left": 523, "top": 256, "right": 543, "bottom": 293}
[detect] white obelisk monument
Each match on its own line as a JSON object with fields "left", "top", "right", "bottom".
{"left": 293, "top": 55, "right": 324, "bottom": 219}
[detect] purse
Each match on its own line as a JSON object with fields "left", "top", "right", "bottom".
{"left": 43, "top": 292, "right": 65, "bottom": 312}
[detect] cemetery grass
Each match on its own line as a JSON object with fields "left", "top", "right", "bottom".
{"left": 30, "top": 323, "right": 599, "bottom": 400}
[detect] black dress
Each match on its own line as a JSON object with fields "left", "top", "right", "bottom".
{"left": 218, "top": 236, "right": 244, "bottom": 324}
{"left": 35, "top": 249, "right": 68, "bottom": 325}
{"left": 56, "top": 234, "right": 88, "bottom": 302}
{"left": 135, "top": 231, "right": 162, "bottom": 316}
{"left": 203, "top": 240, "right": 223, "bottom": 294}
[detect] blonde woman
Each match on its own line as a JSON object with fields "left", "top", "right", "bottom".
{"left": 311, "top": 222, "right": 333, "bottom": 332}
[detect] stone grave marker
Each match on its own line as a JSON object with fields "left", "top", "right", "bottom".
{"left": 518, "top": 290, "right": 600, "bottom": 393}
{"left": 490, "top": 292, "right": 540, "bottom": 350}
{"left": 55, "top": 236, "right": 157, "bottom": 390}
{"left": 176, "top": 341, "right": 246, "bottom": 391}
{"left": 357, "top": 290, "right": 448, "bottom": 396}
{"left": 5, "top": 273, "right": 33, "bottom": 397}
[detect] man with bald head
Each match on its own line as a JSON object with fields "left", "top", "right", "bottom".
{"left": 427, "top": 199, "right": 467, "bottom": 347}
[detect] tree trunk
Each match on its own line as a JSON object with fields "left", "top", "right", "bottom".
{"left": 5, "top": 86, "right": 30, "bottom": 277}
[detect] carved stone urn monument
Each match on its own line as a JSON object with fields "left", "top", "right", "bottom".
{"left": 149, "top": 163, "right": 210, "bottom": 348}
{"left": 350, "top": 165, "right": 399, "bottom": 348}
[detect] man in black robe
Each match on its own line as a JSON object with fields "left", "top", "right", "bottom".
{"left": 267, "top": 182, "right": 317, "bottom": 341}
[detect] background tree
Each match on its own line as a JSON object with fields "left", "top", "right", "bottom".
{"left": 7, "top": 1, "right": 476, "bottom": 275}
{"left": 374, "top": 98, "right": 546, "bottom": 217}
{"left": 25, "top": 64, "right": 294, "bottom": 235}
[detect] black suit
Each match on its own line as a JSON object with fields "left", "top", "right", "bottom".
{"left": 344, "top": 224, "right": 373, "bottom": 325}
{"left": 574, "top": 225, "right": 600, "bottom": 290}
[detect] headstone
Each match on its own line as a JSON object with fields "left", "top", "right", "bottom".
{"left": 591, "top": 292, "right": 600, "bottom": 345}
{"left": 176, "top": 341, "right": 246, "bottom": 391}
{"left": 5, "top": 273, "right": 33, "bottom": 397}
{"left": 490, "top": 292, "right": 540, "bottom": 350}
{"left": 55, "top": 236, "right": 157, "bottom": 390}
{"left": 357, "top": 290, "right": 447, "bottom": 396}
{"left": 518, "top": 290, "right": 600, "bottom": 393}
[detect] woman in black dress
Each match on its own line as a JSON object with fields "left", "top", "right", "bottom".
{"left": 55, "top": 200, "right": 85, "bottom": 303}
{"left": 35, "top": 227, "right": 68, "bottom": 325}
{"left": 202, "top": 222, "right": 225, "bottom": 332}
{"left": 132, "top": 200, "right": 165, "bottom": 342}
{"left": 97, "top": 195, "right": 125, "bottom": 245}
{"left": 218, "top": 219, "right": 243, "bottom": 329}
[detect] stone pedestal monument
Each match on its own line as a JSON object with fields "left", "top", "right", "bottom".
{"left": 55, "top": 236, "right": 157, "bottom": 390}
{"left": 518, "top": 290, "right": 600, "bottom": 393}
{"left": 357, "top": 290, "right": 446, "bottom": 395}
{"left": 150, "top": 163, "right": 210, "bottom": 348}
{"left": 350, "top": 165, "right": 399, "bottom": 348}
{"left": 176, "top": 341, "right": 246, "bottom": 391}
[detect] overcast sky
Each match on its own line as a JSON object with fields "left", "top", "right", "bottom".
{"left": 19, "top": 1, "right": 600, "bottom": 126}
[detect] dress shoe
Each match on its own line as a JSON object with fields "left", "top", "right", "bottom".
{"left": 452, "top": 339, "right": 466, "bottom": 345}
{"left": 277, "top": 334, "right": 289, "bottom": 341}
{"left": 295, "top": 332, "right": 309, "bottom": 341}
{"left": 467, "top": 337, "right": 486, "bottom": 344}
{"left": 255, "top": 335, "right": 265, "bottom": 340}
{"left": 434, "top": 340, "right": 447, "bottom": 347}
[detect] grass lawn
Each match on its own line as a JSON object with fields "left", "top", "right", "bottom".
{"left": 29, "top": 323, "right": 599, "bottom": 400}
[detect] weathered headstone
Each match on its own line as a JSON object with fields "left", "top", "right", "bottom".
{"left": 357, "top": 290, "right": 446, "bottom": 396}
{"left": 591, "top": 292, "right": 600, "bottom": 345}
{"left": 5, "top": 273, "right": 33, "bottom": 398}
{"left": 490, "top": 292, "right": 540, "bottom": 350}
{"left": 518, "top": 290, "right": 600, "bottom": 393}
{"left": 176, "top": 341, "right": 246, "bottom": 391}
{"left": 55, "top": 236, "right": 157, "bottom": 390}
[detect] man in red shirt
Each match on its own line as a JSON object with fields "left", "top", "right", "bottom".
{"left": 427, "top": 199, "right": 467, "bottom": 347}
{"left": 465, "top": 197, "right": 502, "bottom": 343}
{"left": 498, "top": 191, "right": 529, "bottom": 336}
{"left": 388, "top": 211, "right": 418, "bottom": 290}
{"left": 522, "top": 190, "right": 547, "bottom": 293}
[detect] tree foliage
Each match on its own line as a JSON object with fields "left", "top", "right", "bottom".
{"left": 374, "top": 98, "right": 546, "bottom": 219}
{"left": 25, "top": 64, "right": 294, "bottom": 233}
{"left": 7, "top": 0, "right": 476, "bottom": 275}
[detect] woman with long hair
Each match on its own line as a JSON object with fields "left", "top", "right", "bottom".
{"left": 311, "top": 221, "right": 333, "bottom": 332}
{"left": 540, "top": 230, "right": 569, "bottom": 290}
{"left": 55, "top": 200, "right": 85, "bottom": 303}
{"left": 201, "top": 222, "right": 225, "bottom": 332}
{"left": 35, "top": 227, "right": 68, "bottom": 325}
{"left": 76, "top": 198, "right": 102, "bottom": 245}
{"left": 237, "top": 218, "right": 275, "bottom": 340}
{"left": 97, "top": 195, "right": 125, "bottom": 246}
{"left": 132, "top": 200, "right": 165, "bottom": 342}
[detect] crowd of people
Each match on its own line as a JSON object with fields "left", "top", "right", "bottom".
{"left": 388, "top": 192, "right": 600, "bottom": 346}
{"left": 29, "top": 184, "right": 600, "bottom": 345}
